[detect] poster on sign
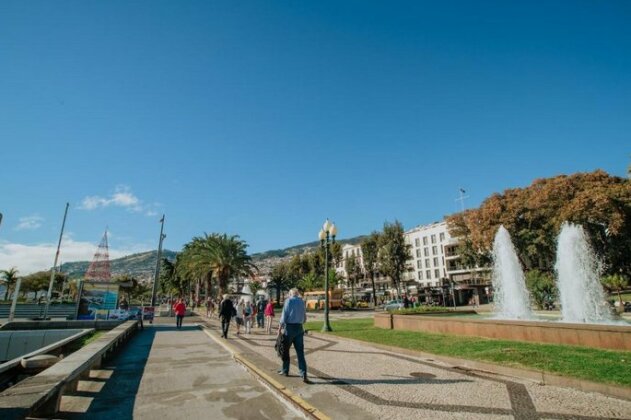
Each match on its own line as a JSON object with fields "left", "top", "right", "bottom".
{"left": 77, "top": 281, "right": 120, "bottom": 320}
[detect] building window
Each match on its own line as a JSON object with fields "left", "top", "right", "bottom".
{"left": 431, "top": 234, "right": 436, "bottom": 244}
{"left": 434, "top": 269, "right": 440, "bottom": 278}
{"left": 415, "top": 238, "right": 420, "bottom": 247}
{"left": 424, "top": 248, "right": 429, "bottom": 257}
{"left": 425, "top": 258, "right": 430, "bottom": 268}
{"left": 416, "top": 249, "right": 421, "bottom": 258}
{"left": 418, "top": 271, "right": 423, "bottom": 280}
{"left": 432, "top": 246, "right": 437, "bottom": 255}
{"left": 417, "top": 260, "right": 422, "bottom": 269}
{"left": 423, "top": 236, "right": 428, "bottom": 245}
{"left": 433, "top": 257, "right": 439, "bottom": 266}
{"left": 439, "top": 232, "right": 445, "bottom": 242}
{"left": 426, "top": 270, "right": 432, "bottom": 279}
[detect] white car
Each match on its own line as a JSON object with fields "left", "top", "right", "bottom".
{"left": 383, "top": 300, "right": 404, "bottom": 311}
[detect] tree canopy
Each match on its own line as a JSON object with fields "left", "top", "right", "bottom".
{"left": 446, "top": 170, "right": 631, "bottom": 276}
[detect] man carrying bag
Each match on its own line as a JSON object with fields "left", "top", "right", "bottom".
{"left": 276, "top": 288, "right": 309, "bottom": 383}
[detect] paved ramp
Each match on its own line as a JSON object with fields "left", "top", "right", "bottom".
{"left": 59, "top": 319, "right": 302, "bottom": 419}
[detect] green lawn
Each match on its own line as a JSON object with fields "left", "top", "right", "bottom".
{"left": 305, "top": 318, "right": 631, "bottom": 387}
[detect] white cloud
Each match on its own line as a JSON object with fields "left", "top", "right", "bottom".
{"left": 0, "top": 238, "right": 150, "bottom": 275}
{"left": 15, "top": 216, "right": 44, "bottom": 231}
{"left": 78, "top": 185, "right": 148, "bottom": 214}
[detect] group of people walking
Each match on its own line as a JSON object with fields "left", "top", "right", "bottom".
{"left": 218, "top": 295, "right": 276, "bottom": 337}
{"left": 171, "top": 289, "right": 309, "bottom": 383}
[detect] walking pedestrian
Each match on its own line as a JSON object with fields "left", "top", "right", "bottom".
{"left": 235, "top": 299, "right": 245, "bottom": 336}
{"left": 206, "top": 297, "right": 214, "bottom": 318}
{"left": 277, "top": 288, "right": 309, "bottom": 383}
{"left": 244, "top": 300, "right": 254, "bottom": 334}
{"left": 173, "top": 298, "right": 186, "bottom": 329}
{"left": 256, "top": 298, "right": 266, "bottom": 328}
{"left": 219, "top": 294, "right": 234, "bottom": 338}
{"left": 264, "top": 299, "right": 275, "bottom": 334}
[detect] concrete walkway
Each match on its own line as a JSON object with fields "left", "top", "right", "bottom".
{"left": 202, "top": 316, "right": 631, "bottom": 420}
{"left": 58, "top": 318, "right": 303, "bottom": 419}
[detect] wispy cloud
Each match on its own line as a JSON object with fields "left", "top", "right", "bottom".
{"left": 15, "top": 215, "right": 44, "bottom": 231}
{"left": 0, "top": 237, "right": 150, "bottom": 275}
{"left": 78, "top": 185, "right": 158, "bottom": 216}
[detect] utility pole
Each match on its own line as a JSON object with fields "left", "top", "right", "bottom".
{"left": 44, "top": 202, "right": 70, "bottom": 320}
{"left": 151, "top": 215, "right": 166, "bottom": 307}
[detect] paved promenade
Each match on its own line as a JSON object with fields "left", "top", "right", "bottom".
{"left": 202, "top": 316, "right": 631, "bottom": 420}
{"left": 58, "top": 318, "right": 302, "bottom": 419}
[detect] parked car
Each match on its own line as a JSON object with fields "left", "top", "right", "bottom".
{"left": 383, "top": 299, "right": 404, "bottom": 311}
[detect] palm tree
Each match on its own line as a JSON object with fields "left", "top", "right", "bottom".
{"left": 1, "top": 267, "right": 19, "bottom": 301}
{"left": 179, "top": 233, "right": 257, "bottom": 299}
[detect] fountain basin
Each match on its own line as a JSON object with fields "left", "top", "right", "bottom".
{"left": 374, "top": 312, "right": 631, "bottom": 351}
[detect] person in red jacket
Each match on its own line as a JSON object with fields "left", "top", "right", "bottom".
{"left": 173, "top": 298, "right": 186, "bottom": 329}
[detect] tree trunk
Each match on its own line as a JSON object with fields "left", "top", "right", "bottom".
{"left": 276, "top": 284, "right": 281, "bottom": 305}
{"left": 351, "top": 277, "right": 355, "bottom": 306}
{"left": 370, "top": 271, "right": 378, "bottom": 307}
{"left": 205, "top": 273, "right": 212, "bottom": 300}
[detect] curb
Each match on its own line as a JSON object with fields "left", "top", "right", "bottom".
{"left": 199, "top": 325, "right": 330, "bottom": 420}
{"left": 308, "top": 331, "right": 631, "bottom": 402}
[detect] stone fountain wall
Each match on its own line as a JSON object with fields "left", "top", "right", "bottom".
{"left": 374, "top": 313, "right": 631, "bottom": 351}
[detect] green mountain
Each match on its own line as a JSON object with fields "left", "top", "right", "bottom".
{"left": 58, "top": 234, "right": 366, "bottom": 281}
{"left": 60, "top": 250, "right": 177, "bottom": 282}
{"left": 250, "top": 235, "right": 367, "bottom": 261}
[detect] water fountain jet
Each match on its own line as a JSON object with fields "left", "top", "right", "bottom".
{"left": 491, "top": 225, "right": 533, "bottom": 320}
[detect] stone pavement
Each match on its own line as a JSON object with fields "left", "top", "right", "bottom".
{"left": 58, "top": 317, "right": 303, "bottom": 419}
{"left": 202, "top": 316, "right": 631, "bottom": 420}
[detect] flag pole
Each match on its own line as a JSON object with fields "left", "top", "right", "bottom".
{"left": 44, "top": 202, "right": 70, "bottom": 319}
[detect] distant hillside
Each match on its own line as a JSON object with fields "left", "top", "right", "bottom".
{"left": 250, "top": 235, "right": 367, "bottom": 261}
{"left": 58, "top": 234, "right": 367, "bottom": 282}
{"left": 60, "top": 250, "right": 177, "bottom": 282}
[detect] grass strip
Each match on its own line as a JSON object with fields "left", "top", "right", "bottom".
{"left": 305, "top": 318, "right": 631, "bottom": 387}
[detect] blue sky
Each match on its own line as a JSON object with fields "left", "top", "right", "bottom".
{"left": 1, "top": 1, "right": 629, "bottom": 273}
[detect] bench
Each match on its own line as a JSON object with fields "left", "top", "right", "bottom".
{"left": 0, "top": 320, "right": 138, "bottom": 419}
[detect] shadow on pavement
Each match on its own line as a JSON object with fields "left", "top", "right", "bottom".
{"left": 60, "top": 325, "right": 162, "bottom": 419}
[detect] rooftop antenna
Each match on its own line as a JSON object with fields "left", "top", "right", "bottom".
{"left": 456, "top": 188, "right": 469, "bottom": 212}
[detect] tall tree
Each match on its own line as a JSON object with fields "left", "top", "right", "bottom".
{"left": 379, "top": 221, "right": 412, "bottom": 298}
{"left": 269, "top": 262, "right": 292, "bottom": 303}
{"left": 446, "top": 170, "right": 631, "bottom": 275}
{"left": 179, "top": 233, "right": 257, "bottom": 299}
{"left": 345, "top": 253, "right": 362, "bottom": 305}
{"left": 1, "top": 267, "right": 19, "bottom": 300}
{"left": 361, "top": 232, "right": 381, "bottom": 306}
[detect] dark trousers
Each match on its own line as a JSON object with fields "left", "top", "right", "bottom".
{"left": 281, "top": 324, "right": 307, "bottom": 376}
{"left": 176, "top": 315, "right": 184, "bottom": 328}
{"left": 221, "top": 317, "right": 231, "bottom": 337}
{"left": 256, "top": 313, "right": 264, "bottom": 327}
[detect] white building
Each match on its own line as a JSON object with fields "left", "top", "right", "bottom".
{"left": 338, "top": 221, "right": 491, "bottom": 304}
{"left": 404, "top": 221, "right": 450, "bottom": 288}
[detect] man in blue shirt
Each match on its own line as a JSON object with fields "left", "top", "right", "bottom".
{"left": 278, "top": 288, "right": 309, "bottom": 382}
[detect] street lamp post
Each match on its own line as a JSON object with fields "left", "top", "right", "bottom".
{"left": 319, "top": 219, "right": 337, "bottom": 332}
